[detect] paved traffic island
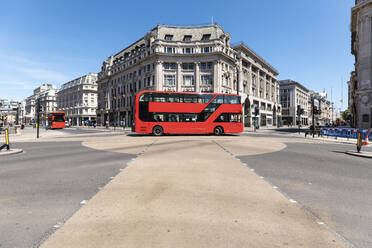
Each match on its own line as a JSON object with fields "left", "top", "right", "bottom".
{"left": 0, "top": 148, "right": 23, "bottom": 156}
{"left": 345, "top": 150, "right": 372, "bottom": 158}
{"left": 40, "top": 136, "right": 347, "bottom": 248}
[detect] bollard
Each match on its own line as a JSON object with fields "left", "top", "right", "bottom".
{"left": 5, "top": 128, "right": 10, "bottom": 150}
{"left": 357, "top": 132, "right": 362, "bottom": 153}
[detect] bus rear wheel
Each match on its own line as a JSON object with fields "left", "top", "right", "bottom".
{"left": 214, "top": 126, "right": 223, "bottom": 135}
{"left": 152, "top": 126, "right": 164, "bottom": 136}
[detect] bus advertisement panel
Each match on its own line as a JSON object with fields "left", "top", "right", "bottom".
{"left": 48, "top": 111, "right": 66, "bottom": 129}
{"left": 135, "top": 91, "right": 243, "bottom": 135}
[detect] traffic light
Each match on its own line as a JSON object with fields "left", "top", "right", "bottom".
{"left": 313, "top": 106, "right": 317, "bottom": 114}
{"left": 254, "top": 106, "right": 259, "bottom": 117}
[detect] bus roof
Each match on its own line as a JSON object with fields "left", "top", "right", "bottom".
{"left": 49, "top": 111, "right": 65, "bottom": 114}
{"left": 137, "top": 90, "right": 240, "bottom": 97}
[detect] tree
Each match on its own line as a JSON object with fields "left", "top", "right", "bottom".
{"left": 342, "top": 109, "right": 350, "bottom": 121}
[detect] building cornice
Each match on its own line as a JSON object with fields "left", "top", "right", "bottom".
{"left": 233, "top": 43, "right": 279, "bottom": 76}
{"left": 351, "top": 0, "right": 372, "bottom": 31}
{"left": 279, "top": 80, "right": 310, "bottom": 93}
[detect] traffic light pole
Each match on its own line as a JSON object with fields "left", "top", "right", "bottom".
{"left": 312, "top": 98, "right": 315, "bottom": 138}
{"left": 36, "top": 99, "right": 40, "bottom": 139}
{"left": 16, "top": 107, "right": 19, "bottom": 125}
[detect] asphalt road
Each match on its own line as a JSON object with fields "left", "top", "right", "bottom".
{"left": 0, "top": 139, "right": 135, "bottom": 248}
{"left": 238, "top": 139, "right": 372, "bottom": 248}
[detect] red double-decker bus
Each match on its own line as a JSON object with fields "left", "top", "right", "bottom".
{"left": 47, "top": 111, "right": 66, "bottom": 129}
{"left": 134, "top": 91, "right": 243, "bottom": 135}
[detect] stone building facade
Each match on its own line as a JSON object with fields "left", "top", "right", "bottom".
{"left": 279, "top": 80, "right": 309, "bottom": 126}
{"left": 308, "top": 91, "right": 333, "bottom": 126}
{"left": 57, "top": 73, "right": 98, "bottom": 126}
{"left": 96, "top": 24, "right": 281, "bottom": 127}
{"left": 24, "top": 95, "right": 36, "bottom": 124}
{"left": 350, "top": 0, "right": 372, "bottom": 128}
{"left": 234, "top": 43, "right": 281, "bottom": 127}
{"left": 23, "top": 83, "right": 57, "bottom": 124}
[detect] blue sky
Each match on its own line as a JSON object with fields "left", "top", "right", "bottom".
{"left": 0, "top": 0, "right": 354, "bottom": 110}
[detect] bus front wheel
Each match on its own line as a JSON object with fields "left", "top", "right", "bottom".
{"left": 152, "top": 126, "right": 164, "bottom": 136}
{"left": 214, "top": 126, "right": 223, "bottom": 135}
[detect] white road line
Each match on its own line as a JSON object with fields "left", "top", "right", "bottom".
{"left": 80, "top": 200, "right": 87, "bottom": 205}
{"left": 289, "top": 199, "right": 297, "bottom": 203}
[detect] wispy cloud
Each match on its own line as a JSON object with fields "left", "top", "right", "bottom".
{"left": 0, "top": 54, "right": 69, "bottom": 82}
{"left": 1, "top": 81, "right": 38, "bottom": 90}
{"left": 17, "top": 67, "right": 67, "bottom": 82}
{"left": 0, "top": 53, "right": 70, "bottom": 100}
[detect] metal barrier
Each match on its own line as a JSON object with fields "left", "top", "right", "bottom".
{"left": 320, "top": 127, "right": 370, "bottom": 140}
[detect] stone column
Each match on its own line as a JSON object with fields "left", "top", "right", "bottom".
{"left": 357, "top": 14, "right": 372, "bottom": 128}
{"left": 154, "top": 60, "right": 162, "bottom": 91}
{"left": 213, "top": 61, "right": 221, "bottom": 93}
{"left": 195, "top": 62, "right": 200, "bottom": 92}
{"left": 177, "top": 62, "right": 182, "bottom": 92}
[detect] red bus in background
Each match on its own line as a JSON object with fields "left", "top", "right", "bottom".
{"left": 48, "top": 111, "right": 66, "bottom": 129}
{"left": 134, "top": 91, "right": 243, "bottom": 135}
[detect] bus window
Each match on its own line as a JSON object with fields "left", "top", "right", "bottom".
{"left": 166, "top": 113, "right": 179, "bottom": 122}
{"left": 168, "top": 94, "right": 180, "bottom": 103}
{"left": 212, "top": 95, "right": 224, "bottom": 104}
{"left": 214, "top": 113, "right": 229, "bottom": 122}
{"left": 201, "top": 94, "right": 215, "bottom": 103}
{"left": 153, "top": 93, "right": 166, "bottom": 102}
{"left": 181, "top": 113, "right": 197, "bottom": 122}
{"left": 183, "top": 95, "right": 198, "bottom": 103}
{"left": 153, "top": 113, "right": 165, "bottom": 122}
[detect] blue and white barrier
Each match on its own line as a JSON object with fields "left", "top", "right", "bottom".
{"left": 320, "top": 127, "right": 370, "bottom": 140}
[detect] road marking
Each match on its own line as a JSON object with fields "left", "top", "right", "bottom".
{"left": 80, "top": 200, "right": 87, "bottom": 205}
{"left": 317, "top": 221, "right": 324, "bottom": 225}
{"left": 260, "top": 176, "right": 264, "bottom": 179}
{"left": 289, "top": 199, "right": 297, "bottom": 203}
{"left": 273, "top": 186, "right": 278, "bottom": 189}
{"left": 110, "top": 177, "right": 114, "bottom": 179}
{"left": 250, "top": 169, "right": 254, "bottom": 171}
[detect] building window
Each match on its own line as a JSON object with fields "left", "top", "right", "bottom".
{"left": 201, "top": 75, "right": 213, "bottom": 85}
{"left": 183, "top": 75, "right": 194, "bottom": 86}
{"left": 183, "top": 35, "right": 192, "bottom": 41}
{"left": 201, "top": 34, "right": 211, "bottom": 41}
{"left": 164, "top": 75, "right": 176, "bottom": 86}
{"left": 200, "top": 62, "right": 213, "bottom": 70}
{"left": 164, "top": 34, "right": 173, "bottom": 41}
{"left": 201, "top": 47, "right": 212, "bottom": 53}
{"left": 163, "top": 63, "right": 177, "bottom": 70}
{"left": 362, "top": 114, "right": 369, "bottom": 122}
{"left": 165, "top": 47, "right": 175, "bottom": 53}
{"left": 182, "top": 47, "right": 194, "bottom": 54}
{"left": 182, "top": 63, "right": 194, "bottom": 70}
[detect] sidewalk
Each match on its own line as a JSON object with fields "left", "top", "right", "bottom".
{"left": 0, "top": 127, "right": 66, "bottom": 142}
{"left": 72, "top": 126, "right": 131, "bottom": 132}
{"left": 41, "top": 137, "right": 346, "bottom": 248}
